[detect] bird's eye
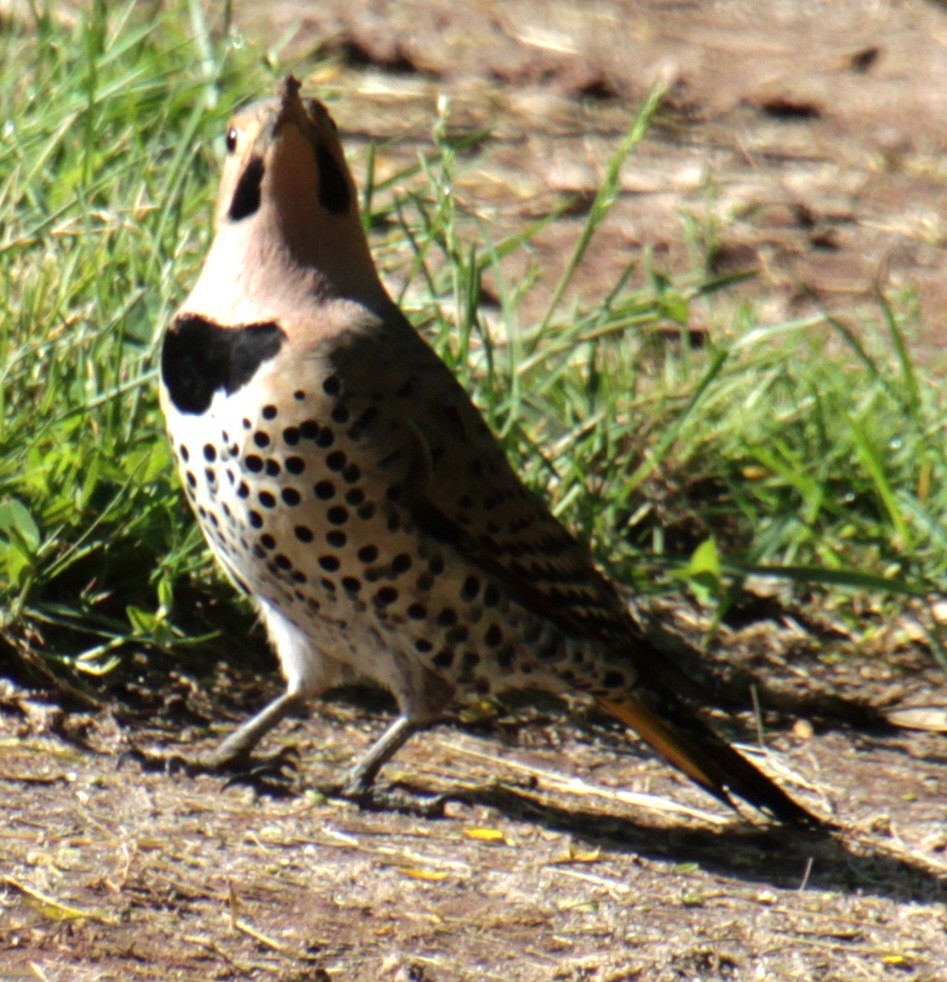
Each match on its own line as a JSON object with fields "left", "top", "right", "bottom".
{"left": 225, "top": 128, "right": 238, "bottom": 154}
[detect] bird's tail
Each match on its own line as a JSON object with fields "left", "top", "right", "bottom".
{"left": 597, "top": 693, "right": 822, "bottom": 828}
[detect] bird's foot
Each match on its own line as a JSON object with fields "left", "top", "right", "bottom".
{"left": 315, "top": 773, "right": 461, "bottom": 819}
{"left": 218, "top": 745, "right": 301, "bottom": 796}
{"left": 119, "top": 744, "right": 301, "bottom": 797}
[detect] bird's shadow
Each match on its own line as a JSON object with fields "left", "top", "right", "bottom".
{"left": 404, "top": 780, "right": 945, "bottom": 903}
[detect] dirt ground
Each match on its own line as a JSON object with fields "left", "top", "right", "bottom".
{"left": 3, "top": 617, "right": 947, "bottom": 981}
{"left": 3, "top": 1, "right": 947, "bottom": 979}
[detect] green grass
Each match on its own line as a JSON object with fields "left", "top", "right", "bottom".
{"left": 1, "top": 2, "right": 944, "bottom": 689}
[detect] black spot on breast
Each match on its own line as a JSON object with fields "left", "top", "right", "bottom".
{"left": 358, "top": 545, "right": 378, "bottom": 564}
{"left": 392, "top": 553, "right": 412, "bottom": 574}
{"left": 374, "top": 587, "right": 398, "bottom": 607}
{"left": 433, "top": 649, "right": 454, "bottom": 669}
{"left": 326, "top": 450, "right": 346, "bottom": 471}
{"left": 228, "top": 155, "right": 265, "bottom": 220}
{"left": 461, "top": 575, "right": 481, "bottom": 602}
{"left": 161, "top": 315, "right": 285, "bottom": 415}
{"left": 437, "top": 608, "right": 457, "bottom": 627}
{"left": 314, "top": 480, "right": 335, "bottom": 500}
{"left": 317, "top": 145, "right": 350, "bottom": 214}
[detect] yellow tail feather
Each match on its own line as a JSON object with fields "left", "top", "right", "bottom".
{"left": 597, "top": 695, "right": 821, "bottom": 827}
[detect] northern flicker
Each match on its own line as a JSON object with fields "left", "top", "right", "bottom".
{"left": 158, "top": 76, "right": 819, "bottom": 826}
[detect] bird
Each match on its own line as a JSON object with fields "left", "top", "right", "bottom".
{"left": 157, "top": 75, "right": 820, "bottom": 826}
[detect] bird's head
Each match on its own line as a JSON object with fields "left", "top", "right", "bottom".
{"left": 215, "top": 77, "right": 355, "bottom": 231}
{"left": 189, "top": 76, "right": 387, "bottom": 318}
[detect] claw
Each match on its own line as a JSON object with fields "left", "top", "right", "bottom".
{"left": 314, "top": 776, "right": 464, "bottom": 818}
{"left": 116, "top": 747, "right": 191, "bottom": 776}
{"left": 219, "top": 746, "right": 301, "bottom": 796}
{"left": 120, "top": 743, "right": 302, "bottom": 797}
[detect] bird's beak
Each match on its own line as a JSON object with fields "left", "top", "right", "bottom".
{"left": 272, "top": 75, "right": 310, "bottom": 140}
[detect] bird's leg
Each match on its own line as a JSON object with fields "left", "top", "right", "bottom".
{"left": 321, "top": 714, "right": 457, "bottom": 817}
{"left": 123, "top": 688, "right": 305, "bottom": 793}
{"left": 338, "top": 714, "right": 420, "bottom": 794}
{"left": 199, "top": 688, "right": 305, "bottom": 771}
